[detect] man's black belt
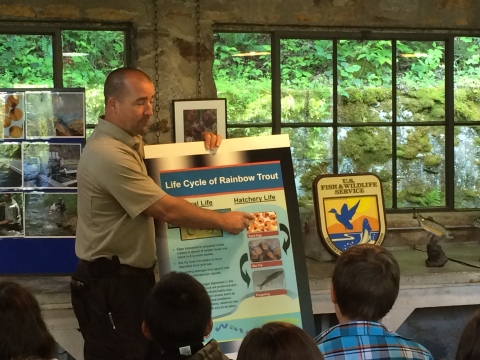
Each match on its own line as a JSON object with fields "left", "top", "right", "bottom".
{"left": 78, "top": 256, "right": 155, "bottom": 278}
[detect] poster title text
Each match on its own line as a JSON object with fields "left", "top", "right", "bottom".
{"left": 165, "top": 172, "right": 279, "bottom": 189}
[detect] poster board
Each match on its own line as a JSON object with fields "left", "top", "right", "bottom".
{"left": 0, "top": 88, "right": 84, "bottom": 274}
{"left": 313, "top": 173, "right": 386, "bottom": 257}
{"left": 145, "top": 134, "right": 314, "bottom": 352}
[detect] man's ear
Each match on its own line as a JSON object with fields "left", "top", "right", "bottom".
{"left": 204, "top": 318, "right": 213, "bottom": 338}
{"left": 107, "top": 97, "right": 117, "bottom": 112}
{"left": 330, "top": 282, "right": 337, "bottom": 305}
{"left": 142, "top": 321, "right": 152, "bottom": 340}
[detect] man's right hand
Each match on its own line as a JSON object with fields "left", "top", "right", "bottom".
{"left": 221, "top": 211, "right": 255, "bottom": 235}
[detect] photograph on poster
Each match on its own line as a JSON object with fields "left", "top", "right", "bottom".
{"left": 0, "top": 192, "right": 24, "bottom": 238}
{"left": 173, "top": 99, "right": 226, "bottom": 143}
{"left": 0, "top": 143, "right": 22, "bottom": 189}
{"left": 24, "top": 192, "right": 77, "bottom": 237}
{"left": 1, "top": 92, "right": 25, "bottom": 139}
{"left": 252, "top": 268, "right": 285, "bottom": 292}
{"left": 23, "top": 143, "right": 80, "bottom": 188}
{"left": 25, "top": 91, "right": 85, "bottom": 139}
{"left": 248, "top": 238, "right": 282, "bottom": 263}
{"left": 248, "top": 211, "right": 278, "bottom": 234}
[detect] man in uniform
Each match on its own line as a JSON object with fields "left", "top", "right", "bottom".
{"left": 71, "top": 68, "right": 253, "bottom": 360}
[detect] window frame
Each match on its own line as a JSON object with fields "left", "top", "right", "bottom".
{"left": 215, "top": 28, "right": 480, "bottom": 213}
{"left": 0, "top": 22, "right": 133, "bottom": 132}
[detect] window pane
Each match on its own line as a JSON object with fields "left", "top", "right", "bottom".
{"left": 227, "top": 127, "right": 271, "bottom": 139}
{"left": 281, "top": 39, "right": 333, "bottom": 123}
{"left": 337, "top": 40, "right": 392, "bottom": 124}
{"left": 62, "top": 30, "right": 126, "bottom": 127}
{"left": 454, "top": 37, "right": 480, "bottom": 122}
{"left": 455, "top": 126, "right": 480, "bottom": 208}
{"left": 338, "top": 127, "right": 393, "bottom": 207}
{"left": 281, "top": 127, "right": 333, "bottom": 202}
{"left": 396, "top": 41, "right": 445, "bottom": 122}
{"left": 397, "top": 126, "right": 445, "bottom": 207}
{"left": 0, "top": 35, "right": 53, "bottom": 87}
{"left": 86, "top": 127, "right": 95, "bottom": 139}
{"left": 214, "top": 33, "right": 271, "bottom": 125}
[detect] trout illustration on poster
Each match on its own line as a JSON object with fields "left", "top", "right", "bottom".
{"left": 313, "top": 174, "right": 386, "bottom": 257}
{"left": 145, "top": 135, "right": 314, "bottom": 354}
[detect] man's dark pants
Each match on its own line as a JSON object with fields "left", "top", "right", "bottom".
{"left": 71, "top": 258, "right": 156, "bottom": 360}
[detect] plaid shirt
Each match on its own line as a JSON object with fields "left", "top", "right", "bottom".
{"left": 315, "top": 321, "right": 434, "bottom": 360}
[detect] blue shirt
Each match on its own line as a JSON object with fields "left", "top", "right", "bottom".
{"left": 315, "top": 321, "right": 434, "bottom": 360}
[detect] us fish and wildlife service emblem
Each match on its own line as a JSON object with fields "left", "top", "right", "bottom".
{"left": 313, "top": 173, "right": 386, "bottom": 257}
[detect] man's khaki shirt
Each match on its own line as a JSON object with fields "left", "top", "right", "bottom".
{"left": 75, "top": 118, "right": 165, "bottom": 268}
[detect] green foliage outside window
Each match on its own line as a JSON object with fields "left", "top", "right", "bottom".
{"left": 0, "top": 35, "right": 53, "bottom": 87}
{"left": 214, "top": 33, "right": 480, "bottom": 209}
{"left": 62, "top": 30, "right": 125, "bottom": 128}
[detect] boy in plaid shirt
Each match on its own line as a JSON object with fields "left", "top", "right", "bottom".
{"left": 315, "top": 244, "right": 434, "bottom": 360}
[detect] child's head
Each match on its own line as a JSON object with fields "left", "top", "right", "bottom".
{"left": 332, "top": 244, "right": 400, "bottom": 322}
{"left": 237, "top": 322, "right": 324, "bottom": 360}
{"left": 143, "top": 272, "right": 212, "bottom": 352}
{"left": 456, "top": 309, "right": 480, "bottom": 360}
{"left": 0, "top": 281, "right": 56, "bottom": 360}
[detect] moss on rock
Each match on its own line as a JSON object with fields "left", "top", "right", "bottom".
{"left": 424, "top": 154, "right": 441, "bottom": 167}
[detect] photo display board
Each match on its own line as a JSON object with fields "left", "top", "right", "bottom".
{"left": 145, "top": 134, "right": 314, "bottom": 352}
{"left": 0, "top": 88, "right": 84, "bottom": 274}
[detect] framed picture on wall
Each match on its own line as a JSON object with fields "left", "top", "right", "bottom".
{"left": 173, "top": 98, "right": 227, "bottom": 143}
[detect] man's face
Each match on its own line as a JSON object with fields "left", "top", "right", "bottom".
{"left": 3, "top": 195, "right": 11, "bottom": 203}
{"left": 114, "top": 76, "right": 155, "bottom": 136}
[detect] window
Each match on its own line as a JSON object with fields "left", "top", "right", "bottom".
{"left": 0, "top": 26, "right": 129, "bottom": 138}
{"left": 213, "top": 31, "right": 480, "bottom": 210}
{"left": 214, "top": 33, "right": 272, "bottom": 138}
{"left": 62, "top": 30, "right": 126, "bottom": 137}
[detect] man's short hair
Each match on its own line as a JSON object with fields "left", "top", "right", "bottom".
{"left": 104, "top": 68, "right": 152, "bottom": 105}
{"left": 332, "top": 244, "right": 400, "bottom": 321}
{"left": 144, "top": 271, "right": 211, "bottom": 351}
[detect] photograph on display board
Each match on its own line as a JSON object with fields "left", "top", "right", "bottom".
{"left": 252, "top": 268, "right": 286, "bottom": 293}
{"left": 248, "top": 238, "right": 282, "bottom": 264}
{"left": 247, "top": 211, "right": 279, "bottom": 235}
{"left": 22, "top": 143, "right": 80, "bottom": 188}
{"left": 0, "top": 143, "right": 22, "bottom": 189}
{"left": 25, "top": 91, "right": 85, "bottom": 139}
{"left": 0, "top": 192, "right": 24, "bottom": 238}
{"left": 24, "top": 192, "right": 77, "bottom": 238}
{"left": 1, "top": 92, "right": 25, "bottom": 139}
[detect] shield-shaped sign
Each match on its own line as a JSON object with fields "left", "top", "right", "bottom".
{"left": 313, "top": 173, "right": 386, "bottom": 257}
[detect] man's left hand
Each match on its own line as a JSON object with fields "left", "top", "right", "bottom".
{"left": 203, "top": 132, "right": 222, "bottom": 151}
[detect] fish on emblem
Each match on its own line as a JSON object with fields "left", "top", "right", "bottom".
{"left": 413, "top": 209, "right": 453, "bottom": 239}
